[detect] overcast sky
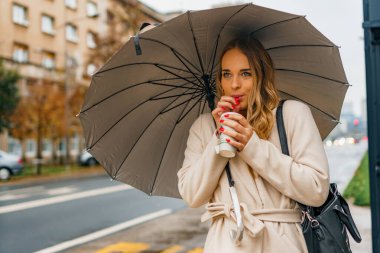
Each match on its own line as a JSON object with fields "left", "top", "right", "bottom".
{"left": 140, "top": 0, "right": 366, "bottom": 116}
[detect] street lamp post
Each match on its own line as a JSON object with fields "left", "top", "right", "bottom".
{"left": 363, "top": 0, "right": 380, "bottom": 252}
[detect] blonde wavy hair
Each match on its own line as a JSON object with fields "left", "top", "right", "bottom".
{"left": 216, "top": 37, "right": 280, "bottom": 140}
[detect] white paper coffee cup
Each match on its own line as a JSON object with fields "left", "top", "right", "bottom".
{"left": 215, "top": 112, "right": 240, "bottom": 158}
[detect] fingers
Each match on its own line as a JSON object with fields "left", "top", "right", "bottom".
{"left": 218, "top": 126, "right": 248, "bottom": 145}
{"left": 217, "top": 96, "right": 240, "bottom": 112}
{"left": 223, "top": 134, "right": 245, "bottom": 152}
{"left": 223, "top": 112, "right": 250, "bottom": 128}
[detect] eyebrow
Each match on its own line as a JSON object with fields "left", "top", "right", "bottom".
{"left": 221, "top": 68, "right": 252, "bottom": 72}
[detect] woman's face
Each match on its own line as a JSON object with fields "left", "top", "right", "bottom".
{"left": 220, "top": 48, "right": 257, "bottom": 111}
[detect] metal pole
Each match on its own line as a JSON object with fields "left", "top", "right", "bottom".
{"left": 362, "top": 0, "right": 380, "bottom": 252}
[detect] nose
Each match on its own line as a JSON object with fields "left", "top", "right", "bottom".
{"left": 231, "top": 75, "right": 241, "bottom": 90}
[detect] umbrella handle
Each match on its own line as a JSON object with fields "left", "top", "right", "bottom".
{"left": 229, "top": 186, "right": 244, "bottom": 245}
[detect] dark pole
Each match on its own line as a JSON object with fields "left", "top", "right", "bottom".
{"left": 363, "top": 0, "right": 380, "bottom": 252}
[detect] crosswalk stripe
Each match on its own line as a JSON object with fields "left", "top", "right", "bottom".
{"left": 95, "top": 242, "right": 150, "bottom": 253}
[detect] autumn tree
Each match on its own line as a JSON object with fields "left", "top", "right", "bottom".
{"left": 10, "top": 81, "right": 65, "bottom": 173}
{"left": 90, "top": 0, "right": 146, "bottom": 66}
{"left": 0, "top": 60, "right": 20, "bottom": 133}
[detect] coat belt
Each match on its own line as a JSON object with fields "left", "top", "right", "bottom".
{"left": 201, "top": 202, "right": 302, "bottom": 238}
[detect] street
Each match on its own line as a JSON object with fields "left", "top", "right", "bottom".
{"left": 0, "top": 141, "right": 368, "bottom": 253}
{"left": 0, "top": 176, "right": 186, "bottom": 253}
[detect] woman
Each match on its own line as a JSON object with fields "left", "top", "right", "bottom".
{"left": 177, "top": 36, "right": 330, "bottom": 252}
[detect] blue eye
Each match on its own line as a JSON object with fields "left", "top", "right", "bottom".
{"left": 242, "top": 71, "right": 252, "bottom": 77}
{"left": 222, "top": 72, "right": 231, "bottom": 78}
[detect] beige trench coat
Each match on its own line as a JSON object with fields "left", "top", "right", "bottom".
{"left": 177, "top": 100, "right": 330, "bottom": 253}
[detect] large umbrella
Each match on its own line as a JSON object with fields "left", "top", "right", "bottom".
{"left": 79, "top": 3, "right": 348, "bottom": 199}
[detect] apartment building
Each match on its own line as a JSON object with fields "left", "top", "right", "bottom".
{"left": 0, "top": 0, "right": 166, "bottom": 161}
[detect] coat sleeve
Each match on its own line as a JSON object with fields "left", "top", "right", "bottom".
{"left": 177, "top": 115, "right": 228, "bottom": 208}
{"left": 238, "top": 101, "right": 330, "bottom": 207}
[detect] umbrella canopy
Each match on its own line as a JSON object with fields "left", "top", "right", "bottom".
{"left": 79, "top": 3, "right": 348, "bottom": 198}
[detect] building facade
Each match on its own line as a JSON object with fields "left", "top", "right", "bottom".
{"left": 0, "top": 0, "right": 166, "bottom": 162}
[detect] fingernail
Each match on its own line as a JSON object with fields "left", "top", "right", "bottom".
{"left": 226, "top": 138, "right": 230, "bottom": 143}
{"left": 221, "top": 106, "right": 226, "bottom": 111}
{"left": 232, "top": 105, "right": 235, "bottom": 109}
{"left": 220, "top": 127, "right": 224, "bottom": 132}
{"left": 225, "top": 114, "right": 229, "bottom": 118}
{"left": 220, "top": 119, "right": 224, "bottom": 123}
{"left": 234, "top": 97, "right": 240, "bottom": 102}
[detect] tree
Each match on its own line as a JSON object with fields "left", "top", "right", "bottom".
{"left": 10, "top": 81, "right": 66, "bottom": 173}
{"left": 0, "top": 60, "right": 20, "bottom": 133}
{"left": 90, "top": 0, "right": 145, "bottom": 65}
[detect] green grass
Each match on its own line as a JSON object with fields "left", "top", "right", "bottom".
{"left": 343, "top": 151, "right": 370, "bottom": 206}
{"left": 6, "top": 164, "right": 102, "bottom": 182}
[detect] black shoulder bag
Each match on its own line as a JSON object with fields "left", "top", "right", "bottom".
{"left": 276, "top": 100, "right": 362, "bottom": 253}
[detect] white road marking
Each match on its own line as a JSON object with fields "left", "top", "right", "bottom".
{"left": 34, "top": 209, "right": 173, "bottom": 253}
{"left": 46, "top": 187, "right": 78, "bottom": 196}
{"left": 0, "top": 186, "right": 45, "bottom": 195}
{"left": 0, "top": 194, "right": 30, "bottom": 201}
{"left": 0, "top": 184, "right": 132, "bottom": 214}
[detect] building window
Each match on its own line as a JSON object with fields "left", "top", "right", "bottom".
{"left": 86, "top": 1, "right": 98, "bottom": 17}
{"left": 26, "top": 139, "right": 36, "bottom": 154}
{"left": 41, "top": 14, "right": 55, "bottom": 35}
{"left": 12, "top": 4, "right": 29, "bottom": 26}
{"left": 87, "top": 63, "right": 97, "bottom": 76}
{"left": 42, "top": 51, "right": 55, "bottom": 69}
{"left": 66, "top": 24, "right": 78, "bottom": 42}
{"left": 86, "top": 32, "right": 96, "bottom": 49}
{"left": 65, "top": 0, "right": 77, "bottom": 9}
{"left": 12, "top": 43, "right": 29, "bottom": 63}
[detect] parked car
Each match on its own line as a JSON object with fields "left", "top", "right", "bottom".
{"left": 78, "top": 150, "right": 99, "bottom": 166}
{"left": 0, "top": 150, "right": 23, "bottom": 181}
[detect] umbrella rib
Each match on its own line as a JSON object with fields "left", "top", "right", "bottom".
{"left": 149, "top": 81, "right": 200, "bottom": 91}
{"left": 275, "top": 68, "right": 348, "bottom": 85}
{"left": 250, "top": 16, "right": 304, "bottom": 36}
{"left": 266, "top": 44, "right": 335, "bottom": 51}
{"left": 208, "top": 4, "right": 250, "bottom": 75}
{"left": 149, "top": 91, "right": 202, "bottom": 194}
{"left": 154, "top": 64, "right": 203, "bottom": 89}
{"left": 187, "top": 11, "right": 205, "bottom": 75}
{"left": 113, "top": 85, "right": 200, "bottom": 178}
{"left": 138, "top": 37, "right": 201, "bottom": 73}
{"left": 80, "top": 77, "right": 196, "bottom": 114}
{"left": 87, "top": 83, "right": 199, "bottom": 149}
{"left": 95, "top": 62, "right": 193, "bottom": 76}
{"left": 177, "top": 92, "right": 206, "bottom": 123}
{"left": 171, "top": 49, "right": 204, "bottom": 85}
{"left": 161, "top": 92, "right": 204, "bottom": 114}
{"left": 151, "top": 91, "right": 203, "bottom": 101}
{"left": 278, "top": 89, "right": 339, "bottom": 122}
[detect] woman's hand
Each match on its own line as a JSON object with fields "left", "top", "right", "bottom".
{"left": 212, "top": 96, "right": 240, "bottom": 132}
{"left": 218, "top": 113, "right": 254, "bottom": 152}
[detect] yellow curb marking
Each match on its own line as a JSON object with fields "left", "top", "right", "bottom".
{"left": 160, "top": 245, "right": 183, "bottom": 253}
{"left": 187, "top": 248, "right": 203, "bottom": 253}
{"left": 95, "top": 242, "right": 150, "bottom": 253}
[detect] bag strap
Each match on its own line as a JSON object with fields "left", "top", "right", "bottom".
{"left": 276, "top": 100, "right": 307, "bottom": 211}
{"left": 276, "top": 100, "right": 362, "bottom": 243}
{"left": 276, "top": 100, "right": 289, "bottom": 156}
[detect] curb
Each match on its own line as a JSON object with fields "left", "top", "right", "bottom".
{"left": 0, "top": 167, "right": 107, "bottom": 188}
